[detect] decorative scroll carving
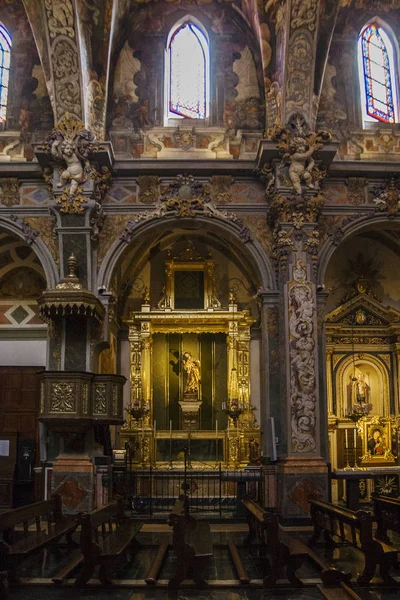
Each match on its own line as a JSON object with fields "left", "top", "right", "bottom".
{"left": 119, "top": 174, "right": 251, "bottom": 244}
{"left": 288, "top": 260, "right": 316, "bottom": 453}
{"left": 82, "top": 383, "right": 89, "bottom": 415}
{"left": 211, "top": 175, "right": 232, "bottom": 204}
{"left": 373, "top": 176, "right": 400, "bottom": 216}
{"left": 24, "top": 215, "right": 59, "bottom": 265}
{"left": 348, "top": 178, "right": 367, "bottom": 205}
{"left": 286, "top": 33, "right": 313, "bottom": 114}
{"left": 291, "top": 0, "right": 318, "bottom": 32}
{"left": 0, "top": 178, "right": 19, "bottom": 206}
{"left": 45, "top": 0, "right": 74, "bottom": 38}
{"left": 94, "top": 383, "right": 107, "bottom": 415}
{"left": 138, "top": 176, "right": 159, "bottom": 204}
{"left": 9, "top": 215, "right": 39, "bottom": 245}
{"left": 50, "top": 382, "right": 75, "bottom": 413}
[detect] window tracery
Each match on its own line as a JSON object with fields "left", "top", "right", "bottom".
{"left": 167, "top": 21, "right": 209, "bottom": 121}
{"left": 0, "top": 24, "right": 11, "bottom": 125}
{"left": 359, "top": 23, "right": 397, "bottom": 124}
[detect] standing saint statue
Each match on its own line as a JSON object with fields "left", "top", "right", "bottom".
{"left": 346, "top": 368, "right": 371, "bottom": 415}
{"left": 182, "top": 351, "right": 201, "bottom": 394}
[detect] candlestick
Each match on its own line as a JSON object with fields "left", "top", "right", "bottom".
{"left": 216, "top": 420, "right": 218, "bottom": 437}
{"left": 345, "top": 429, "right": 348, "bottom": 449}
{"left": 353, "top": 428, "right": 357, "bottom": 450}
{"left": 168, "top": 420, "right": 173, "bottom": 470}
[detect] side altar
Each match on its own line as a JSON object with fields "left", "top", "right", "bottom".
{"left": 119, "top": 245, "right": 261, "bottom": 469}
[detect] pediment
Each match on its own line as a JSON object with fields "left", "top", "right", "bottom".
{"left": 325, "top": 294, "right": 400, "bottom": 327}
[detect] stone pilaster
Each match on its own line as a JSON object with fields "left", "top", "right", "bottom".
{"left": 257, "top": 114, "right": 338, "bottom": 521}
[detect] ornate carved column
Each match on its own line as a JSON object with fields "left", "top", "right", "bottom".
{"left": 257, "top": 114, "right": 338, "bottom": 520}
{"left": 33, "top": 115, "right": 124, "bottom": 513}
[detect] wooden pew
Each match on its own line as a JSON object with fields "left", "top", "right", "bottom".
{"left": 309, "top": 499, "right": 398, "bottom": 585}
{"left": 167, "top": 494, "right": 213, "bottom": 588}
{"left": 372, "top": 494, "right": 400, "bottom": 543}
{"left": 0, "top": 495, "right": 77, "bottom": 589}
{"left": 74, "top": 496, "right": 141, "bottom": 587}
{"left": 242, "top": 495, "right": 307, "bottom": 587}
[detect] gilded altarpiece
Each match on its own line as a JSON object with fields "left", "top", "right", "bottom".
{"left": 325, "top": 293, "right": 400, "bottom": 501}
{"left": 120, "top": 252, "right": 260, "bottom": 468}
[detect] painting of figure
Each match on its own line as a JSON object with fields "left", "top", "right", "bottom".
{"left": 367, "top": 428, "right": 386, "bottom": 456}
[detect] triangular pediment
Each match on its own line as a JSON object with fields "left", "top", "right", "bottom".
{"left": 325, "top": 294, "right": 400, "bottom": 327}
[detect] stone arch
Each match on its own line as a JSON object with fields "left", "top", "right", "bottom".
{"left": 98, "top": 213, "right": 275, "bottom": 293}
{"left": 0, "top": 215, "right": 59, "bottom": 289}
{"left": 318, "top": 213, "right": 400, "bottom": 287}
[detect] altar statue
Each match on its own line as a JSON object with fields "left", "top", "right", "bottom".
{"left": 182, "top": 351, "right": 201, "bottom": 394}
{"left": 346, "top": 369, "right": 371, "bottom": 415}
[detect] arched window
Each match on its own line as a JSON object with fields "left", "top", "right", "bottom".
{"left": 166, "top": 20, "right": 209, "bottom": 121}
{"left": 0, "top": 24, "right": 11, "bottom": 125}
{"left": 358, "top": 23, "right": 398, "bottom": 124}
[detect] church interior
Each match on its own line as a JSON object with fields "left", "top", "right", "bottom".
{"left": 2, "top": 1, "right": 400, "bottom": 599}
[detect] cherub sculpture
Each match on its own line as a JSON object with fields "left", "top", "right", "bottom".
{"left": 51, "top": 138, "right": 88, "bottom": 196}
{"left": 286, "top": 136, "right": 317, "bottom": 195}
{"left": 48, "top": 115, "right": 94, "bottom": 198}
{"left": 271, "top": 114, "right": 331, "bottom": 196}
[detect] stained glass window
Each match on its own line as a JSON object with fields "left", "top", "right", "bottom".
{"left": 0, "top": 24, "right": 11, "bottom": 125}
{"left": 360, "top": 24, "right": 396, "bottom": 123}
{"left": 168, "top": 23, "right": 208, "bottom": 120}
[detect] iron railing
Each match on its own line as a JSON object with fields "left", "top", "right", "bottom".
{"left": 118, "top": 464, "right": 264, "bottom": 517}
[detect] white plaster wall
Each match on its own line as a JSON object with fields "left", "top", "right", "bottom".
{"left": 0, "top": 340, "right": 47, "bottom": 366}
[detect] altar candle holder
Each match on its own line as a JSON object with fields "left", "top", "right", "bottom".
{"left": 343, "top": 428, "right": 352, "bottom": 470}
{"left": 140, "top": 430, "right": 146, "bottom": 468}
{"left": 187, "top": 430, "right": 192, "bottom": 470}
{"left": 214, "top": 420, "right": 221, "bottom": 470}
{"left": 353, "top": 428, "right": 362, "bottom": 470}
{"left": 168, "top": 420, "right": 173, "bottom": 470}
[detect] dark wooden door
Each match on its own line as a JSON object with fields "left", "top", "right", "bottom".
{"left": 0, "top": 366, "right": 42, "bottom": 506}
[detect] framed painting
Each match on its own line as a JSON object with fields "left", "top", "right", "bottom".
{"left": 361, "top": 417, "right": 396, "bottom": 466}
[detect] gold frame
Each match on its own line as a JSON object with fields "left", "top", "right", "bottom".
{"left": 361, "top": 416, "right": 396, "bottom": 466}
{"left": 158, "top": 258, "right": 221, "bottom": 311}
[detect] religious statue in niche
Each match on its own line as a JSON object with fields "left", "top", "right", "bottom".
{"left": 346, "top": 368, "right": 372, "bottom": 417}
{"left": 182, "top": 351, "right": 201, "bottom": 394}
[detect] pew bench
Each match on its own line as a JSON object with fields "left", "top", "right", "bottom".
{"left": 167, "top": 495, "right": 213, "bottom": 588}
{"left": 372, "top": 494, "right": 400, "bottom": 543}
{"left": 309, "top": 499, "right": 398, "bottom": 585}
{"left": 0, "top": 495, "right": 77, "bottom": 587}
{"left": 242, "top": 494, "right": 307, "bottom": 586}
{"left": 75, "top": 496, "right": 141, "bottom": 587}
